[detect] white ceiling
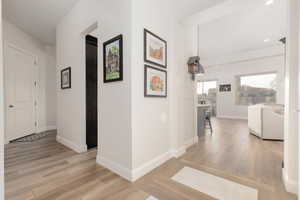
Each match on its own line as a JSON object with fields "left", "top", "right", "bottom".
{"left": 2, "top": 0, "right": 227, "bottom": 45}
{"left": 186, "top": 0, "right": 287, "bottom": 59}
{"left": 172, "top": 0, "right": 227, "bottom": 20}
{"left": 3, "top": 0, "right": 80, "bottom": 45}
{"left": 2, "top": 0, "right": 286, "bottom": 55}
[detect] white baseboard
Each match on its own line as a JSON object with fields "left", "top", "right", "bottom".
{"left": 56, "top": 135, "right": 87, "bottom": 153}
{"left": 97, "top": 151, "right": 174, "bottom": 182}
{"left": 37, "top": 126, "right": 48, "bottom": 133}
{"left": 37, "top": 125, "right": 57, "bottom": 133}
{"left": 96, "top": 137, "right": 198, "bottom": 183}
{"left": 171, "top": 146, "right": 186, "bottom": 158}
{"left": 131, "top": 137, "right": 199, "bottom": 181}
{"left": 282, "top": 168, "right": 298, "bottom": 195}
{"left": 131, "top": 151, "right": 172, "bottom": 182}
{"left": 217, "top": 115, "right": 248, "bottom": 120}
{"left": 171, "top": 136, "right": 198, "bottom": 158}
{"left": 96, "top": 155, "right": 132, "bottom": 181}
{"left": 47, "top": 125, "right": 57, "bottom": 131}
{"left": 185, "top": 136, "right": 198, "bottom": 149}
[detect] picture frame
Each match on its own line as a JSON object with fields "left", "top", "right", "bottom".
{"left": 144, "top": 29, "right": 167, "bottom": 68}
{"left": 61, "top": 67, "right": 71, "bottom": 89}
{"left": 144, "top": 65, "right": 167, "bottom": 98}
{"left": 103, "top": 34, "right": 123, "bottom": 83}
{"left": 219, "top": 84, "right": 231, "bottom": 92}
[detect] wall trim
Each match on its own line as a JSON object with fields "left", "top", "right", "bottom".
{"left": 56, "top": 135, "right": 87, "bottom": 153}
{"left": 282, "top": 168, "right": 298, "bottom": 195}
{"left": 97, "top": 151, "right": 178, "bottom": 182}
{"left": 37, "top": 125, "right": 57, "bottom": 133}
{"left": 131, "top": 136, "right": 199, "bottom": 181}
{"left": 96, "top": 155, "right": 132, "bottom": 181}
{"left": 217, "top": 115, "right": 248, "bottom": 120}
{"left": 171, "top": 136, "right": 198, "bottom": 158}
{"left": 185, "top": 136, "right": 198, "bottom": 149}
{"left": 171, "top": 146, "right": 186, "bottom": 158}
{"left": 47, "top": 125, "right": 57, "bottom": 131}
{"left": 131, "top": 151, "right": 173, "bottom": 182}
{"left": 96, "top": 137, "right": 199, "bottom": 183}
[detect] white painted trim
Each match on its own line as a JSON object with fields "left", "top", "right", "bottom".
{"left": 131, "top": 151, "right": 173, "bottom": 182}
{"left": 185, "top": 136, "right": 198, "bottom": 149}
{"left": 171, "top": 136, "right": 198, "bottom": 158}
{"left": 96, "top": 137, "right": 198, "bottom": 183}
{"left": 171, "top": 146, "right": 186, "bottom": 158}
{"left": 37, "top": 125, "right": 56, "bottom": 133}
{"left": 56, "top": 135, "right": 87, "bottom": 153}
{"left": 37, "top": 126, "right": 48, "bottom": 133}
{"left": 217, "top": 115, "right": 248, "bottom": 120}
{"left": 96, "top": 155, "right": 132, "bottom": 181}
{"left": 282, "top": 168, "right": 298, "bottom": 195}
{"left": 47, "top": 125, "right": 57, "bottom": 131}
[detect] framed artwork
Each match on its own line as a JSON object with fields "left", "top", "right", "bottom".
{"left": 144, "top": 65, "right": 167, "bottom": 97}
{"left": 61, "top": 67, "right": 71, "bottom": 89}
{"left": 219, "top": 84, "right": 231, "bottom": 92}
{"left": 103, "top": 34, "right": 123, "bottom": 83}
{"left": 144, "top": 29, "right": 167, "bottom": 68}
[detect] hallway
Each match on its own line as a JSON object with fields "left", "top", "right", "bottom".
{"left": 5, "top": 119, "right": 296, "bottom": 200}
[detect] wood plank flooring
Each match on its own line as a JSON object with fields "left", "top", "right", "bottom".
{"left": 5, "top": 119, "right": 297, "bottom": 200}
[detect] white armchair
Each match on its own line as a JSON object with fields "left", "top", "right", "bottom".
{"left": 248, "top": 104, "right": 284, "bottom": 140}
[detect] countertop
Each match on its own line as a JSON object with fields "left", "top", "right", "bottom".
{"left": 197, "top": 104, "right": 211, "bottom": 107}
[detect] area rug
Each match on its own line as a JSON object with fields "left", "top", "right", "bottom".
{"left": 172, "top": 167, "right": 258, "bottom": 200}
{"left": 12, "top": 131, "right": 54, "bottom": 143}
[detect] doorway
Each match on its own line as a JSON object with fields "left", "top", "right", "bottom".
{"left": 5, "top": 45, "right": 37, "bottom": 142}
{"left": 197, "top": 80, "right": 217, "bottom": 116}
{"left": 85, "top": 35, "right": 98, "bottom": 149}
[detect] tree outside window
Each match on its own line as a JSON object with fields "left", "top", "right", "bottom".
{"left": 236, "top": 73, "right": 277, "bottom": 105}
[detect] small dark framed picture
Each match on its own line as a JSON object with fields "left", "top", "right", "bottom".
{"left": 144, "top": 29, "right": 167, "bottom": 68}
{"left": 61, "top": 67, "right": 71, "bottom": 89}
{"left": 103, "top": 34, "right": 123, "bottom": 83}
{"left": 144, "top": 65, "right": 167, "bottom": 98}
{"left": 219, "top": 84, "right": 231, "bottom": 92}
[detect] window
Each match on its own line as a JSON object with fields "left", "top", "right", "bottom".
{"left": 197, "top": 81, "right": 217, "bottom": 95}
{"left": 236, "top": 73, "right": 277, "bottom": 105}
{"left": 197, "top": 81, "right": 217, "bottom": 116}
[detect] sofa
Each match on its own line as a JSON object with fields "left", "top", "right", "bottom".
{"left": 248, "top": 104, "right": 284, "bottom": 140}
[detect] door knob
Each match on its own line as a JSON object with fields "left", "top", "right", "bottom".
{"left": 9, "top": 105, "right": 14, "bottom": 108}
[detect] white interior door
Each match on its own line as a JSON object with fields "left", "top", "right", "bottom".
{"left": 5, "top": 45, "right": 37, "bottom": 142}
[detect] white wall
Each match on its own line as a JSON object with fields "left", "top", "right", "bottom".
{"left": 2, "top": 20, "right": 57, "bottom": 142}
{"left": 57, "top": 0, "right": 195, "bottom": 181}
{"left": 45, "top": 46, "right": 57, "bottom": 129}
{"left": 283, "top": 0, "right": 299, "bottom": 194}
{"left": 131, "top": 0, "right": 172, "bottom": 170}
{"left": 199, "top": 52, "right": 285, "bottom": 120}
{"left": 0, "top": 0, "right": 5, "bottom": 198}
{"left": 130, "top": 0, "right": 196, "bottom": 179}
{"left": 56, "top": 0, "right": 133, "bottom": 171}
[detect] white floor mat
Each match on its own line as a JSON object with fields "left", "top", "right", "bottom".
{"left": 172, "top": 167, "right": 258, "bottom": 200}
{"left": 146, "top": 196, "right": 159, "bottom": 200}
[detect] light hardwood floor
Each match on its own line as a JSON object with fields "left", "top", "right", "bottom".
{"left": 5, "top": 119, "right": 297, "bottom": 200}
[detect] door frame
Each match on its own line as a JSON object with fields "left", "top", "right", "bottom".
{"left": 80, "top": 22, "right": 99, "bottom": 152}
{"left": 4, "top": 43, "right": 39, "bottom": 143}
{"left": 85, "top": 35, "right": 98, "bottom": 149}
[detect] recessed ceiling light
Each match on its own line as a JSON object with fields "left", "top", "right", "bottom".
{"left": 265, "top": 0, "right": 274, "bottom": 5}
{"left": 264, "top": 38, "right": 271, "bottom": 42}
